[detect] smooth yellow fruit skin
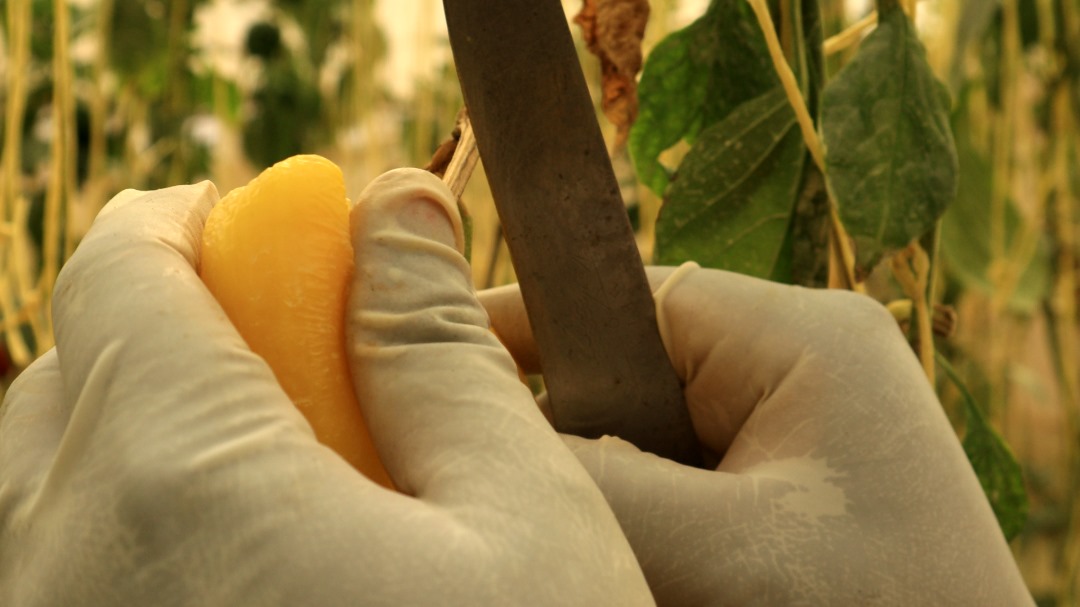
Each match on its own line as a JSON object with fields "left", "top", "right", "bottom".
{"left": 200, "top": 155, "right": 394, "bottom": 489}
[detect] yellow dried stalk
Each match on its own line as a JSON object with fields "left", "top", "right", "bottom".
{"left": 1, "top": 0, "right": 34, "bottom": 367}
{"left": 36, "top": 0, "right": 76, "bottom": 355}
{"left": 891, "top": 243, "right": 935, "bottom": 382}
{"left": 823, "top": 11, "right": 877, "bottom": 56}
{"left": 745, "top": 0, "right": 860, "bottom": 292}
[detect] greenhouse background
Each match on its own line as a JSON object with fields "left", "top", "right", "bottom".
{"left": 1, "top": 0, "right": 1078, "bottom": 603}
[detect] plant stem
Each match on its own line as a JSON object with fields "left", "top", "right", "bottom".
{"left": 413, "top": 0, "right": 437, "bottom": 166}
{"left": 163, "top": 0, "right": 191, "bottom": 189}
{"left": 891, "top": 243, "right": 934, "bottom": 382}
{"left": 482, "top": 226, "right": 505, "bottom": 290}
{"left": 823, "top": 11, "right": 877, "bottom": 56}
{"left": 39, "top": 0, "right": 76, "bottom": 354}
{"left": 442, "top": 116, "right": 480, "bottom": 199}
{"left": 745, "top": 0, "right": 860, "bottom": 291}
{"left": 88, "top": 0, "right": 115, "bottom": 188}
{"left": 985, "top": 0, "right": 1021, "bottom": 418}
{"left": 826, "top": 206, "right": 859, "bottom": 290}
{"left": 0, "top": 0, "right": 34, "bottom": 368}
{"left": 909, "top": 222, "right": 942, "bottom": 381}
{"left": 747, "top": 0, "right": 825, "bottom": 171}
{"left": 992, "top": 0, "right": 1019, "bottom": 268}
{"left": 779, "top": 0, "right": 794, "bottom": 63}
{"left": 1049, "top": 82, "right": 1080, "bottom": 606}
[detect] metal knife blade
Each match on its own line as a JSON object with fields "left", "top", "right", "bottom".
{"left": 444, "top": 0, "right": 701, "bottom": 466}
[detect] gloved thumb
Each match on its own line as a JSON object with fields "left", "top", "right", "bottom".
{"left": 346, "top": 168, "right": 553, "bottom": 500}
{"left": 559, "top": 432, "right": 750, "bottom": 605}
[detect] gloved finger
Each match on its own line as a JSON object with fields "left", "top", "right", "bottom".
{"left": 479, "top": 265, "right": 908, "bottom": 457}
{"left": 562, "top": 412, "right": 1032, "bottom": 605}
{"left": 50, "top": 184, "right": 319, "bottom": 478}
{"left": 477, "top": 283, "right": 543, "bottom": 374}
{"left": 559, "top": 433, "right": 766, "bottom": 605}
{"left": 347, "top": 169, "right": 601, "bottom": 505}
{"left": 0, "top": 350, "right": 65, "bottom": 511}
{"left": 478, "top": 269, "right": 682, "bottom": 376}
{"left": 94, "top": 187, "right": 149, "bottom": 218}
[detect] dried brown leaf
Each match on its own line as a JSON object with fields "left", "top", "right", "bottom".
{"left": 424, "top": 108, "right": 469, "bottom": 177}
{"left": 574, "top": 0, "right": 650, "bottom": 146}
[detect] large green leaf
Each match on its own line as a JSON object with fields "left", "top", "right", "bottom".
{"left": 629, "top": 1, "right": 776, "bottom": 195}
{"left": 938, "top": 354, "right": 1029, "bottom": 541}
{"left": 821, "top": 4, "right": 957, "bottom": 275}
{"left": 654, "top": 88, "right": 805, "bottom": 278}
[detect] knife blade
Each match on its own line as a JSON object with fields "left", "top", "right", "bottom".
{"left": 444, "top": 0, "right": 701, "bottom": 466}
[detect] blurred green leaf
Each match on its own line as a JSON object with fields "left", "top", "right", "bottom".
{"left": 941, "top": 98, "right": 1051, "bottom": 314}
{"left": 243, "top": 59, "right": 324, "bottom": 168}
{"left": 821, "top": 4, "right": 957, "bottom": 275}
{"left": 29, "top": 0, "right": 57, "bottom": 61}
{"left": 938, "top": 354, "right": 1029, "bottom": 541}
{"left": 276, "top": 0, "right": 355, "bottom": 66}
{"left": 109, "top": 0, "right": 169, "bottom": 89}
{"left": 654, "top": 88, "right": 804, "bottom": 278}
{"left": 629, "top": 0, "right": 776, "bottom": 195}
{"left": 193, "top": 75, "right": 244, "bottom": 124}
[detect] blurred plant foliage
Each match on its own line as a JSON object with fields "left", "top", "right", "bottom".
{"left": 0, "top": 0, "right": 454, "bottom": 366}
{"left": 2, "top": 0, "right": 1080, "bottom": 603}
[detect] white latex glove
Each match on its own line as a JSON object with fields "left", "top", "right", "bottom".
{"left": 0, "top": 170, "right": 653, "bottom": 606}
{"left": 480, "top": 264, "right": 1035, "bottom": 606}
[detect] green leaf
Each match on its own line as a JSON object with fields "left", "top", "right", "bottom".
{"left": 243, "top": 62, "right": 324, "bottom": 168}
{"left": 655, "top": 88, "right": 805, "bottom": 278}
{"left": 109, "top": 0, "right": 170, "bottom": 91}
{"left": 821, "top": 5, "right": 958, "bottom": 275}
{"left": 938, "top": 354, "right": 1029, "bottom": 541}
{"left": 941, "top": 96, "right": 1051, "bottom": 314}
{"left": 630, "top": 1, "right": 776, "bottom": 195}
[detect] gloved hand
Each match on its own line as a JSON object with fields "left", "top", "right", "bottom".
{"left": 481, "top": 264, "right": 1035, "bottom": 606}
{"left": 0, "top": 170, "right": 653, "bottom": 606}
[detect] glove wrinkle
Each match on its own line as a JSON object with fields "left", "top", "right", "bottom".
{"left": 32, "top": 340, "right": 122, "bottom": 512}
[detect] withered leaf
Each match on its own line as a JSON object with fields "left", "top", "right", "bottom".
{"left": 574, "top": 0, "right": 650, "bottom": 146}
